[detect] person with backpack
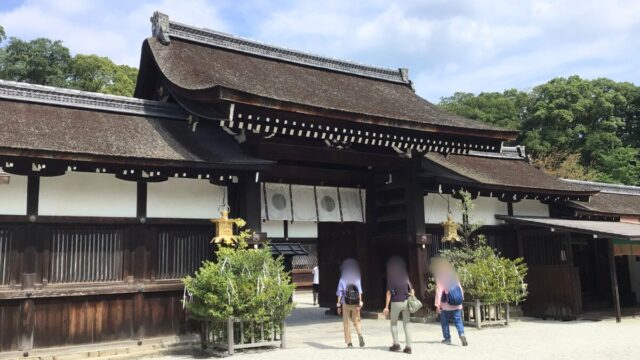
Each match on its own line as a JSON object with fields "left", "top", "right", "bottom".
{"left": 336, "top": 258, "right": 365, "bottom": 348}
{"left": 383, "top": 256, "right": 415, "bottom": 354}
{"left": 433, "top": 258, "right": 468, "bottom": 346}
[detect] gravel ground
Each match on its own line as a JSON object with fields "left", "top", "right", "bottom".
{"left": 154, "top": 292, "right": 640, "bottom": 360}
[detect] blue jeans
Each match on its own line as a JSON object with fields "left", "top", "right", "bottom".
{"left": 440, "top": 309, "right": 465, "bottom": 339}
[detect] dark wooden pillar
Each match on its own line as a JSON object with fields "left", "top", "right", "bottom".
{"left": 608, "top": 238, "right": 622, "bottom": 323}
{"left": 231, "top": 174, "right": 262, "bottom": 233}
{"left": 136, "top": 182, "right": 147, "bottom": 219}
{"left": 19, "top": 299, "right": 34, "bottom": 352}
{"left": 19, "top": 175, "right": 40, "bottom": 353}
{"left": 133, "top": 181, "right": 149, "bottom": 340}
{"left": 405, "top": 157, "right": 427, "bottom": 302}
{"left": 507, "top": 201, "right": 514, "bottom": 216}
{"left": 515, "top": 225, "right": 524, "bottom": 258}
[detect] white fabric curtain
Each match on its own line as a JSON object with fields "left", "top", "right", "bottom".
{"left": 339, "top": 187, "right": 365, "bottom": 222}
{"left": 315, "top": 186, "right": 341, "bottom": 222}
{"left": 263, "top": 183, "right": 292, "bottom": 221}
{"left": 291, "top": 185, "right": 318, "bottom": 221}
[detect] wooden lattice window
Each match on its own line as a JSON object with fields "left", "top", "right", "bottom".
{"left": 49, "top": 227, "right": 124, "bottom": 284}
{"left": 157, "top": 228, "right": 212, "bottom": 280}
{"left": 292, "top": 244, "right": 318, "bottom": 270}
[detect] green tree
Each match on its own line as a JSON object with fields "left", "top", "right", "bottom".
{"left": 0, "top": 28, "right": 138, "bottom": 96}
{"left": 68, "top": 54, "right": 137, "bottom": 96}
{"left": 439, "top": 76, "right": 640, "bottom": 186}
{"left": 439, "top": 89, "right": 528, "bottom": 130}
{"left": 0, "top": 37, "right": 72, "bottom": 86}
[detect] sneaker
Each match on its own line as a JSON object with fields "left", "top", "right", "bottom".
{"left": 460, "top": 336, "right": 468, "bottom": 346}
{"left": 441, "top": 338, "right": 452, "bottom": 345}
{"left": 347, "top": 343, "right": 353, "bottom": 348}
{"left": 358, "top": 335, "right": 365, "bottom": 347}
{"left": 403, "top": 347, "right": 412, "bottom": 354}
{"left": 389, "top": 344, "right": 401, "bottom": 352}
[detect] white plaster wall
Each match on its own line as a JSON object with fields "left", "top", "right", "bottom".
{"left": 0, "top": 174, "right": 27, "bottom": 215}
{"left": 262, "top": 220, "right": 285, "bottom": 238}
{"left": 472, "top": 196, "right": 509, "bottom": 225}
{"left": 39, "top": 172, "right": 137, "bottom": 217}
{"left": 629, "top": 256, "right": 640, "bottom": 305}
{"left": 513, "top": 199, "right": 549, "bottom": 217}
{"left": 424, "top": 194, "right": 462, "bottom": 224}
{"left": 288, "top": 221, "right": 318, "bottom": 238}
{"left": 147, "top": 178, "right": 225, "bottom": 219}
{"left": 424, "top": 194, "right": 508, "bottom": 225}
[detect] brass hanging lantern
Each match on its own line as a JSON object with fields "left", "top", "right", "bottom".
{"left": 441, "top": 213, "right": 461, "bottom": 243}
{"left": 210, "top": 205, "right": 239, "bottom": 246}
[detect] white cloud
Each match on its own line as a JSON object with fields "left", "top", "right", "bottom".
{"left": 0, "top": 0, "right": 638, "bottom": 100}
{"left": 0, "top": 0, "right": 228, "bottom": 65}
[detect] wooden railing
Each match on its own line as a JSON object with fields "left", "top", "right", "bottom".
{"left": 200, "top": 318, "right": 286, "bottom": 355}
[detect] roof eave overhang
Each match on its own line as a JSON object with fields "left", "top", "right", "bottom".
{"left": 217, "top": 88, "right": 518, "bottom": 141}
{"left": 428, "top": 176, "right": 596, "bottom": 200}
{"left": 421, "top": 157, "right": 596, "bottom": 200}
{"left": 0, "top": 148, "right": 273, "bottom": 173}
{"left": 496, "top": 215, "right": 640, "bottom": 241}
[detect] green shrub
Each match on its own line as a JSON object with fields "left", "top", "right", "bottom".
{"left": 439, "top": 242, "right": 528, "bottom": 304}
{"left": 183, "top": 246, "right": 296, "bottom": 322}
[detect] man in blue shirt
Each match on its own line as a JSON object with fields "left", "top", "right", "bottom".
{"left": 336, "top": 258, "right": 365, "bottom": 348}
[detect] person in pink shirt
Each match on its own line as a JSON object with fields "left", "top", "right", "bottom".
{"left": 432, "top": 258, "right": 468, "bottom": 346}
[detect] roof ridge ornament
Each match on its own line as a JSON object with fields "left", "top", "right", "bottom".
{"left": 151, "top": 11, "right": 171, "bottom": 45}
{"left": 0, "top": 79, "right": 187, "bottom": 120}
{"left": 150, "top": 11, "right": 411, "bottom": 84}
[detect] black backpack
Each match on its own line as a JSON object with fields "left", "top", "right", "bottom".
{"left": 344, "top": 284, "right": 360, "bottom": 305}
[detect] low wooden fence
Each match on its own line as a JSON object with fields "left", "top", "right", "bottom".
{"left": 200, "top": 318, "right": 286, "bottom": 355}
{"left": 463, "top": 300, "right": 509, "bottom": 329}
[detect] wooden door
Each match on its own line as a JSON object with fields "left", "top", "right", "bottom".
{"left": 317, "top": 222, "right": 366, "bottom": 308}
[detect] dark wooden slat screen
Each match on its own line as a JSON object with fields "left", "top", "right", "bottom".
{"left": 0, "top": 227, "right": 11, "bottom": 286}
{"left": 522, "top": 233, "right": 565, "bottom": 266}
{"left": 48, "top": 227, "right": 124, "bottom": 284}
{"left": 157, "top": 228, "right": 211, "bottom": 280}
{"left": 292, "top": 243, "right": 317, "bottom": 270}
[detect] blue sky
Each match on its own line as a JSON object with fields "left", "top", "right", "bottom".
{"left": 0, "top": 0, "right": 639, "bottom": 101}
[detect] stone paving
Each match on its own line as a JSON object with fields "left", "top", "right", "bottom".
{"left": 154, "top": 291, "right": 640, "bottom": 360}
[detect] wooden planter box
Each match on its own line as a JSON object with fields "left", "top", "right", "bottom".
{"left": 200, "top": 318, "right": 286, "bottom": 355}
{"left": 463, "top": 300, "right": 509, "bottom": 329}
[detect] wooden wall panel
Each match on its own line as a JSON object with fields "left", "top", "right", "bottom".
{"left": 0, "top": 220, "right": 223, "bottom": 351}
{"left": 522, "top": 265, "right": 582, "bottom": 319}
{"left": 0, "top": 300, "right": 20, "bottom": 351}
{"left": 143, "top": 292, "right": 184, "bottom": 337}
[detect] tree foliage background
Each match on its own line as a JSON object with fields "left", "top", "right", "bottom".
{"left": 440, "top": 76, "right": 640, "bottom": 186}
{"left": 0, "top": 25, "right": 137, "bottom": 96}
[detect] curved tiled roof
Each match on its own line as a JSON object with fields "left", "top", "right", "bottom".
{"left": 423, "top": 152, "right": 595, "bottom": 196}
{"left": 136, "top": 13, "right": 516, "bottom": 140}
{"left": 563, "top": 179, "right": 640, "bottom": 216}
{"left": 0, "top": 81, "right": 270, "bottom": 169}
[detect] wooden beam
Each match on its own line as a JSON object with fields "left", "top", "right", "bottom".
{"left": 262, "top": 164, "right": 370, "bottom": 187}
{"left": 253, "top": 141, "right": 409, "bottom": 170}
{"left": 608, "top": 238, "right": 622, "bottom": 323}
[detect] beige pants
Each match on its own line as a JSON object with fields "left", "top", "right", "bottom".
{"left": 341, "top": 304, "right": 362, "bottom": 344}
{"left": 390, "top": 300, "right": 412, "bottom": 347}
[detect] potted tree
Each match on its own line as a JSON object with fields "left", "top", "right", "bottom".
{"left": 183, "top": 213, "right": 295, "bottom": 354}
{"left": 432, "top": 191, "right": 528, "bottom": 329}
